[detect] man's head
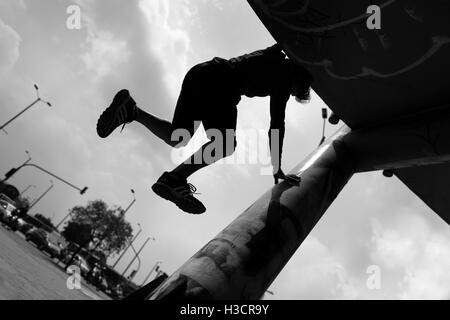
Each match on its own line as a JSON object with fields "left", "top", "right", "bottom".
{"left": 287, "top": 61, "right": 313, "bottom": 103}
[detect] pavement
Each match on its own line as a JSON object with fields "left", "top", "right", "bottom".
{"left": 0, "top": 224, "right": 110, "bottom": 300}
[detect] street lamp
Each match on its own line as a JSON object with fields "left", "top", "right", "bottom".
{"left": 28, "top": 180, "right": 54, "bottom": 210}
{"left": 1, "top": 151, "right": 88, "bottom": 195}
{"left": 128, "top": 243, "right": 141, "bottom": 281}
{"left": 121, "top": 189, "right": 136, "bottom": 217}
{"left": 24, "top": 150, "right": 31, "bottom": 164}
{"left": 112, "top": 223, "right": 142, "bottom": 269}
{"left": 121, "top": 236, "right": 155, "bottom": 278}
{"left": 19, "top": 184, "right": 36, "bottom": 197}
{"left": 0, "top": 84, "right": 52, "bottom": 134}
{"left": 23, "top": 163, "right": 88, "bottom": 195}
{"left": 55, "top": 210, "right": 73, "bottom": 230}
{"left": 141, "top": 261, "right": 163, "bottom": 286}
{"left": 2, "top": 151, "right": 32, "bottom": 183}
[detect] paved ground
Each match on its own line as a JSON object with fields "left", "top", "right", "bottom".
{"left": 0, "top": 225, "right": 110, "bottom": 300}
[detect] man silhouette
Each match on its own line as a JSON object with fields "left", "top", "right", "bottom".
{"left": 96, "top": 44, "right": 313, "bottom": 215}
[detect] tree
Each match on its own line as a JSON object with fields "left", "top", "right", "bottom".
{"left": 62, "top": 222, "right": 92, "bottom": 247}
{"left": 63, "top": 200, "right": 133, "bottom": 257}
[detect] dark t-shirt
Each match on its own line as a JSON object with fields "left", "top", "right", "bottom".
{"left": 213, "top": 44, "right": 292, "bottom": 129}
{"left": 228, "top": 45, "right": 292, "bottom": 99}
{"left": 213, "top": 45, "right": 292, "bottom": 95}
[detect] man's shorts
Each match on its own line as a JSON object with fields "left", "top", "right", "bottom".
{"left": 171, "top": 59, "right": 242, "bottom": 139}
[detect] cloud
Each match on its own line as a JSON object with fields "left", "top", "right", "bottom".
{"left": 369, "top": 217, "right": 422, "bottom": 270}
{"left": 369, "top": 211, "right": 450, "bottom": 299}
{"left": 0, "top": 18, "right": 21, "bottom": 76}
{"left": 399, "top": 234, "right": 450, "bottom": 299}
{"left": 73, "top": 0, "right": 131, "bottom": 80}
{"left": 81, "top": 30, "right": 130, "bottom": 80}
{"left": 0, "top": 0, "right": 26, "bottom": 11}
{"left": 201, "top": 0, "right": 224, "bottom": 11}
{"left": 139, "top": 0, "right": 192, "bottom": 99}
{"left": 268, "top": 237, "right": 362, "bottom": 300}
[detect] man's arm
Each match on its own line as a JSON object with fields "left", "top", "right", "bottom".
{"left": 269, "top": 91, "right": 289, "bottom": 174}
{"left": 269, "top": 92, "right": 302, "bottom": 185}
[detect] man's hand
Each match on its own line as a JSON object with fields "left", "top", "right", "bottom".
{"left": 273, "top": 169, "right": 301, "bottom": 186}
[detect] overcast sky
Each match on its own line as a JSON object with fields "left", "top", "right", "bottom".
{"left": 0, "top": 0, "right": 449, "bottom": 299}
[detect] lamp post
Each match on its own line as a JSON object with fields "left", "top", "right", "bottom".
{"left": 28, "top": 180, "right": 54, "bottom": 210}
{"left": 112, "top": 223, "right": 142, "bottom": 269}
{"left": 2, "top": 151, "right": 32, "bottom": 183}
{"left": 121, "top": 237, "right": 154, "bottom": 278}
{"left": 127, "top": 243, "right": 141, "bottom": 281}
{"left": 1, "top": 151, "right": 88, "bottom": 195}
{"left": 23, "top": 164, "right": 88, "bottom": 195}
{"left": 121, "top": 189, "right": 136, "bottom": 217}
{"left": 141, "top": 261, "right": 162, "bottom": 286}
{"left": 55, "top": 211, "right": 73, "bottom": 230}
{"left": 0, "top": 84, "right": 52, "bottom": 134}
{"left": 19, "top": 184, "right": 35, "bottom": 197}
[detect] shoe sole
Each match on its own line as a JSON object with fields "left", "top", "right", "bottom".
{"left": 151, "top": 182, "right": 205, "bottom": 215}
{"left": 97, "top": 92, "right": 131, "bottom": 138}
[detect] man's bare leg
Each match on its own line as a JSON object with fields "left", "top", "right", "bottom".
{"left": 172, "top": 140, "right": 222, "bottom": 179}
{"left": 135, "top": 107, "right": 200, "bottom": 148}
{"left": 134, "top": 108, "right": 177, "bottom": 147}
{"left": 133, "top": 106, "right": 224, "bottom": 178}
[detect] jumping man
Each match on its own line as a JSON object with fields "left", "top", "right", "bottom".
{"left": 96, "top": 44, "right": 313, "bottom": 215}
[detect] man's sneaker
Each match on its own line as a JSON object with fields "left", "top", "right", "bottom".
{"left": 151, "top": 172, "right": 206, "bottom": 215}
{"left": 97, "top": 89, "right": 137, "bottom": 138}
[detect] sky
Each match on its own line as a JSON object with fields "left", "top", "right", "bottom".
{"left": 0, "top": 0, "right": 449, "bottom": 299}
